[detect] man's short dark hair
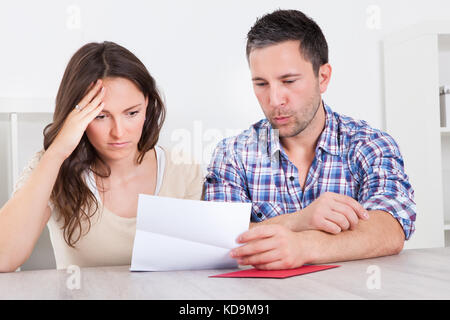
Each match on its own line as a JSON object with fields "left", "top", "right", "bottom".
{"left": 246, "top": 9, "right": 328, "bottom": 75}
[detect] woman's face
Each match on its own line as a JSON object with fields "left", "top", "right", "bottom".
{"left": 85, "top": 77, "right": 148, "bottom": 162}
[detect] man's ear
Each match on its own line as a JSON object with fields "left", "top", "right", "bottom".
{"left": 318, "top": 63, "right": 332, "bottom": 94}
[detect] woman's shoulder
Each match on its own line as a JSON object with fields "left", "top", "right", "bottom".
{"left": 157, "top": 146, "right": 205, "bottom": 200}
{"left": 162, "top": 147, "right": 204, "bottom": 175}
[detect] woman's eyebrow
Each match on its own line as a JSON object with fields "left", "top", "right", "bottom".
{"left": 102, "top": 103, "right": 143, "bottom": 114}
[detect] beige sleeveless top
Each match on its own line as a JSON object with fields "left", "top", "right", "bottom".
{"left": 14, "top": 147, "right": 204, "bottom": 269}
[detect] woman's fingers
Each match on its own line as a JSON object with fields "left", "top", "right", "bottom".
{"left": 77, "top": 79, "right": 103, "bottom": 109}
{"left": 81, "top": 86, "right": 106, "bottom": 117}
{"left": 49, "top": 81, "right": 106, "bottom": 160}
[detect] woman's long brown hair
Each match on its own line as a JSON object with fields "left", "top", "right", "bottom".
{"left": 43, "top": 41, "right": 166, "bottom": 247}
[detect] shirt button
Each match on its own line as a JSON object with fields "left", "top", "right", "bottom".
{"left": 289, "top": 176, "right": 295, "bottom": 181}
{"left": 206, "top": 177, "right": 214, "bottom": 183}
{"left": 257, "top": 213, "right": 263, "bottom": 218}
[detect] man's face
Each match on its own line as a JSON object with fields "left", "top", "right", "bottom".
{"left": 249, "top": 40, "right": 328, "bottom": 138}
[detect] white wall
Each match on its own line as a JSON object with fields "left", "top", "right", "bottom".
{"left": 2, "top": 1, "right": 450, "bottom": 139}
{"left": 1, "top": 0, "right": 450, "bottom": 269}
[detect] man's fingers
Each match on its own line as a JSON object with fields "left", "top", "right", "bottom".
{"left": 231, "top": 237, "right": 276, "bottom": 258}
{"left": 236, "top": 225, "right": 278, "bottom": 244}
{"left": 253, "top": 260, "right": 295, "bottom": 270}
{"left": 333, "top": 193, "right": 369, "bottom": 220}
{"left": 327, "top": 212, "right": 350, "bottom": 231}
{"left": 236, "top": 249, "right": 281, "bottom": 266}
{"left": 331, "top": 201, "right": 359, "bottom": 229}
{"left": 322, "top": 219, "right": 341, "bottom": 234}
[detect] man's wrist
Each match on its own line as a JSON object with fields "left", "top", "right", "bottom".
{"left": 296, "top": 230, "right": 322, "bottom": 264}
{"left": 289, "top": 210, "right": 309, "bottom": 232}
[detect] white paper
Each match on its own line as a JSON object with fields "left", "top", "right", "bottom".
{"left": 130, "top": 195, "right": 251, "bottom": 271}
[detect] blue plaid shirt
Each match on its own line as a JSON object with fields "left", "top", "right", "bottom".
{"left": 204, "top": 103, "right": 416, "bottom": 240}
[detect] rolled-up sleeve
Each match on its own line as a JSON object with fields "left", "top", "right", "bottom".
{"left": 354, "top": 133, "right": 416, "bottom": 240}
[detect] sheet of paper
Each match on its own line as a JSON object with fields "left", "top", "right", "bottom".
{"left": 209, "top": 265, "right": 340, "bottom": 278}
{"left": 130, "top": 195, "right": 251, "bottom": 271}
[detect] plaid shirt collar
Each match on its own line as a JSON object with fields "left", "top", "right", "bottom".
{"left": 265, "top": 102, "right": 341, "bottom": 160}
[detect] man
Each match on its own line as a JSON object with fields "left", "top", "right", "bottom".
{"left": 204, "top": 9, "right": 416, "bottom": 270}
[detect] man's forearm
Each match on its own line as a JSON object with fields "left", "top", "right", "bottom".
{"left": 302, "top": 210, "right": 406, "bottom": 264}
{"left": 249, "top": 212, "right": 298, "bottom": 229}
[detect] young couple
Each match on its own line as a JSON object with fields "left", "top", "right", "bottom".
{"left": 0, "top": 9, "right": 416, "bottom": 272}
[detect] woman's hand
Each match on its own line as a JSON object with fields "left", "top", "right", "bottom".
{"left": 48, "top": 79, "right": 106, "bottom": 160}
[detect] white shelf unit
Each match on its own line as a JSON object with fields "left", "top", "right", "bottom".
{"left": 384, "top": 21, "right": 450, "bottom": 249}
{"left": 0, "top": 97, "right": 54, "bottom": 195}
{"left": 0, "top": 97, "right": 54, "bottom": 271}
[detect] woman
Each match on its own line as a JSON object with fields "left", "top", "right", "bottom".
{"left": 0, "top": 42, "right": 203, "bottom": 272}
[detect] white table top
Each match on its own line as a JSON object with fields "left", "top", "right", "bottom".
{"left": 1, "top": 247, "right": 450, "bottom": 300}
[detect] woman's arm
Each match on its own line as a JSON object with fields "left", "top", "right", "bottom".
{"left": 0, "top": 149, "right": 65, "bottom": 272}
{"left": 0, "top": 80, "right": 106, "bottom": 272}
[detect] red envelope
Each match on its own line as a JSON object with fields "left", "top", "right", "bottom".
{"left": 210, "top": 264, "right": 339, "bottom": 279}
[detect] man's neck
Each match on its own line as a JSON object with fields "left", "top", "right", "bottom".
{"left": 280, "top": 102, "right": 326, "bottom": 159}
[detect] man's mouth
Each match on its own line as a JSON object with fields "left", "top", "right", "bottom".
{"left": 273, "top": 116, "right": 291, "bottom": 124}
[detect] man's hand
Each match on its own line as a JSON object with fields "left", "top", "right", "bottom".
{"left": 292, "top": 192, "right": 369, "bottom": 233}
{"left": 230, "top": 224, "right": 311, "bottom": 270}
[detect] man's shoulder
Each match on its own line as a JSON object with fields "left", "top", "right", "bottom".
{"left": 331, "top": 107, "right": 392, "bottom": 141}
{"left": 330, "top": 107, "right": 400, "bottom": 155}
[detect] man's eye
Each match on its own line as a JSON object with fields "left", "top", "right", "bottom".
{"left": 283, "top": 80, "right": 296, "bottom": 84}
{"left": 255, "top": 82, "right": 267, "bottom": 87}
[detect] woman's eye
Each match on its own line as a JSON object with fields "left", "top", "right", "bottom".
{"left": 128, "top": 111, "right": 139, "bottom": 117}
{"left": 95, "top": 114, "right": 106, "bottom": 120}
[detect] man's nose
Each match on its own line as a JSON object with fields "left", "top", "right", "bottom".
{"left": 269, "top": 84, "right": 287, "bottom": 108}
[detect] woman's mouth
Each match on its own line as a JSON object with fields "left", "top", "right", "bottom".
{"left": 108, "top": 142, "right": 130, "bottom": 148}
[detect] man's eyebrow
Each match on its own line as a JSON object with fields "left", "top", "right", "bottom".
{"left": 278, "top": 73, "right": 301, "bottom": 79}
{"left": 252, "top": 76, "right": 266, "bottom": 82}
{"left": 101, "top": 103, "right": 143, "bottom": 114}
{"left": 251, "top": 73, "right": 301, "bottom": 81}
